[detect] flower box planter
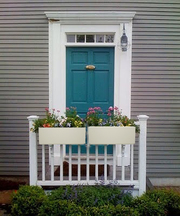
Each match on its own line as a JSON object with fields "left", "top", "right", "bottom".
{"left": 88, "top": 126, "right": 135, "bottom": 145}
{"left": 39, "top": 127, "right": 86, "bottom": 145}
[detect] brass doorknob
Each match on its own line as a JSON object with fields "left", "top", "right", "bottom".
{"left": 86, "top": 65, "right": 95, "bottom": 70}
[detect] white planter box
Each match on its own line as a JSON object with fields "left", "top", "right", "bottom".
{"left": 39, "top": 127, "right": 86, "bottom": 145}
{"left": 88, "top": 126, "right": 135, "bottom": 145}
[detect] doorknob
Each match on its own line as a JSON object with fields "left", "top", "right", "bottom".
{"left": 86, "top": 65, "right": 95, "bottom": 70}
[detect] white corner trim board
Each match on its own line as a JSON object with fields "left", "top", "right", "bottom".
{"left": 45, "top": 11, "right": 136, "bottom": 166}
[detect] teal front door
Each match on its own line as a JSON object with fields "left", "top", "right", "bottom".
{"left": 66, "top": 47, "right": 114, "bottom": 154}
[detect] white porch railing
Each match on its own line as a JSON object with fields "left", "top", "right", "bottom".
{"left": 27, "top": 115, "right": 149, "bottom": 196}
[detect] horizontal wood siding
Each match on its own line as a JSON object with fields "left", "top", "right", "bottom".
{"left": 131, "top": 1, "right": 180, "bottom": 178}
{"left": 0, "top": 0, "right": 180, "bottom": 178}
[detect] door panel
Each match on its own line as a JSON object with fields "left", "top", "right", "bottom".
{"left": 72, "top": 70, "right": 87, "bottom": 102}
{"left": 94, "top": 70, "right": 109, "bottom": 102}
{"left": 66, "top": 47, "right": 114, "bottom": 154}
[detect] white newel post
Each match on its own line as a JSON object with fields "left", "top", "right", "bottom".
{"left": 138, "top": 115, "right": 149, "bottom": 196}
{"left": 27, "top": 115, "right": 39, "bottom": 186}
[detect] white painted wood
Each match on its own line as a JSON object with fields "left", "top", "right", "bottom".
{"left": 50, "top": 145, "right": 54, "bottom": 182}
{"left": 29, "top": 113, "right": 148, "bottom": 196}
{"left": 45, "top": 11, "right": 135, "bottom": 165}
{"left": 138, "top": 115, "right": 149, "bottom": 196}
{"left": 104, "top": 145, "right": 107, "bottom": 181}
{"left": 37, "top": 180, "right": 139, "bottom": 187}
{"left": 130, "top": 144, "right": 134, "bottom": 181}
{"left": 45, "top": 11, "right": 136, "bottom": 24}
{"left": 78, "top": 145, "right": 81, "bottom": 182}
{"left": 121, "top": 145, "right": 125, "bottom": 181}
{"left": 95, "top": 145, "right": 98, "bottom": 181}
{"left": 87, "top": 145, "right": 90, "bottom": 182}
{"left": 113, "top": 145, "right": 116, "bottom": 180}
{"left": 69, "top": 145, "right": 72, "bottom": 182}
{"left": 42, "top": 145, "right": 45, "bottom": 182}
{"left": 27, "top": 115, "right": 39, "bottom": 186}
{"left": 39, "top": 127, "right": 86, "bottom": 145}
{"left": 60, "top": 144, "right": 63, "bottom": 182}
{"left": 88, "top": 126, "right": 135, "bottom": 145}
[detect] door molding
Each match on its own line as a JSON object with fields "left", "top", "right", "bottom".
{"left": 45, "top": 11, "right": 136, "bottom": 165}
{"left": 45, "top": 11, "right": 136, "bottom": 24}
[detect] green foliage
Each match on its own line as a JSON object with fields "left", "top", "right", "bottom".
{"left": 115, "top": 205, "right": 140, "bottom": 216}
{"left": 32, "top": 107, "right": 85, "bottom": 133}
{"left": 85, "top": 106, "right": 139, "bottom": 133}
{"left": 89, "top": 205, "right": 116, "bottom": 216}
{"left": 60, "top": 107, "right": 85, "bottom": 128}
{"left": 11, "top": 185, "right": 47, "bottom": 216}
{"left": 144, "top": 189, "right": 180, "bottom": 216}
{"left": 11, "top": 185, "right": 180, "bottom": 216}
{"left": 32, "top": 106, "right": 139, "bottom": 133}
{"left": 130, "top": 195, "right": 165, "bottom": 216}
{"left": 39, "top": 200, "right": 86, "bottom": 216}
{"left": 32, "top": 108, "right": 60, "bottom": 133}
{"left": 32, "top": 118, "right": 46, "bottom": 133}
{"left": 49, "top": 185, "right": 133, "bottom": 207}
{"left": 38, "top": 200, "right": 69, "bottom": 216}
{"left": 85, "top": 107, "right": 104, "bottom": 126}
{"left": 90, "top": 204, "right": 139, "bottom": 216}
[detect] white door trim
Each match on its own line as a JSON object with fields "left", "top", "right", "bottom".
{"left": 45, "top": 11, "right": 136, "bottom": 165}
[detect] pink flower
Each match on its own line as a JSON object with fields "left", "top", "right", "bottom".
{"left": 94, "top": 107, "right": 101, "bottom": 110}
{"left": 57, "top": 110, "right": 60, "bottom": 112}
{"left": 52, "top": 108, "right": 55, "bottom": 111}
{"left": 107, "top": 112, "right": 111, "bottom": 116}
{"left": 114, "top": 106, "right": 118, "bottom": 110}
{"left": 66, "top": 107, "right": 70, "bottom": 110}
{"left": 45, "top": 107, "right": 49, "bottom": 111}
{"left": 108, "top": 106, "right": 113, "bottom": 111}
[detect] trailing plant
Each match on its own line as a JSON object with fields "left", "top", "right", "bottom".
{"left": 85, "top": 106, "right": 140, "bottom": 133}
{"left": 59, "top": 107, "right": 85, "bottom": 128}
{"left": 32, "top": 107, "right": 85, "bottom": 133}
{"left": 85, "top": 107, "right": 104, "bottom": 126}
{"left": 31, "top": 106, "right": 139, "bottom": 133}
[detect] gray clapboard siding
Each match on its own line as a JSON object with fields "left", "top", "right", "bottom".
{"left": 0, "top": 0, "right": 180, "bottom": 178}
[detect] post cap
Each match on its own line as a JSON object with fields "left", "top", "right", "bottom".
{"left": 137, "top": 115, "right": 149, "bottom": 120}
{"left": 27, "top": 115, "right": 39, "bottom": 121}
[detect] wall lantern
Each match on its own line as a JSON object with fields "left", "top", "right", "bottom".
{"left": 121, "top": 24, "right": 128, "bottom": 51}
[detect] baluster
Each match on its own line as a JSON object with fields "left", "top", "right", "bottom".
{"left": 86, "top": 145, "right": 90, "bottom": 182}
{"left": 104, "top": 145, "right": 107, "bottom": 181}
{"left": 42, "top": 145, "right": 45, "bottom": 182}
{"left": 121, "top": 144, "right": 125, "bottom": 181}
{"left": 50, "top": 145, "right": 54, "bottom": 181}
{"left": 130, "top": 144, "right": 134, "bottom": 181}
{"left": 78, "top": 145, "right": 81, "bottom": 182}
{"left": 113, "top": 144, "right": 116, "bottom": 181}
{"left": 95, "top": 145, "right": 98, "bottom": 181}
{"left": 60, "top": 144, "right": 63, "bottom": 182}
{"left": 69, "top": 145, "right": 72, "bottom": 182}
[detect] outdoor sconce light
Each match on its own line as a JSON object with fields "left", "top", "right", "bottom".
{"left": 121, "top": 24, "right": 128, "bottom": 51}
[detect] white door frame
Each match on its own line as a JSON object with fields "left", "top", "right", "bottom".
{"left": 45, "top": 11, "right": 136, "bottom": 165}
